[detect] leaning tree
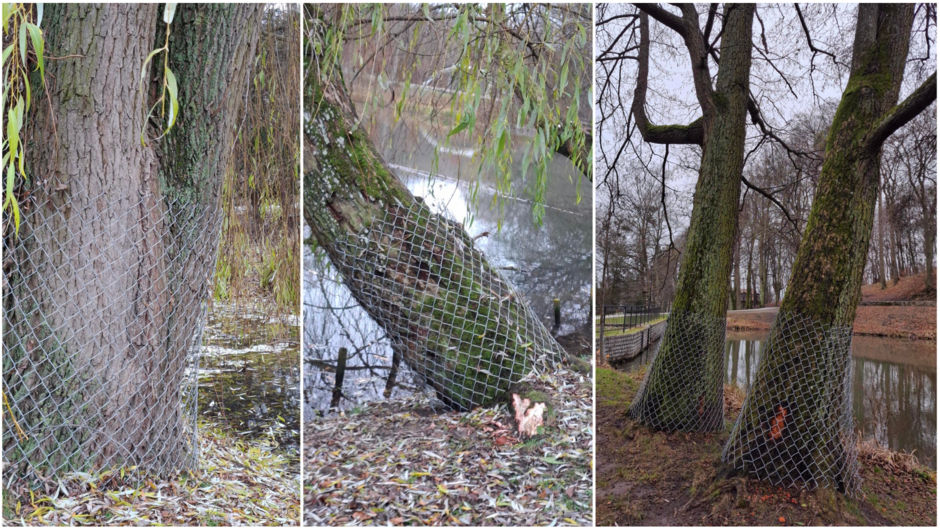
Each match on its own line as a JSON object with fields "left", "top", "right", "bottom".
{"left": 605, "top": 3, "right": 756, "bottom": 431}
{"left": 722, "top": 3, "right": 936, "bottom": 492}
{"left": 2, "top": 4, "right": 262, "bottom": 478}
{"left": 303, "top": 4, "right": 591, "bottom": 411}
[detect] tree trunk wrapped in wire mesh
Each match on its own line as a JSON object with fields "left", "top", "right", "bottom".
{"left": 323, "top": 201, "right": 567, "bottom": 412}
{"left": 2, "top": 180, "right": 219, "bottom": 480}
{"left": 721, "top": 312, "right": 861, "bottom": 494}
{"left": 0, "top": 3, "right": 261, "bottom": 481}
{"left": 627, "top": 311, "right": 727, "bottom": 432}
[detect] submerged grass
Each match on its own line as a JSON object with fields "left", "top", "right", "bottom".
{"left": 2, "top": 422, "right": 300, "bottom": 526}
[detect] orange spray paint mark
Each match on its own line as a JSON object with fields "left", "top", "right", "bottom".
{"left": 768, "top": 405, "right": 787, "bottom": 440}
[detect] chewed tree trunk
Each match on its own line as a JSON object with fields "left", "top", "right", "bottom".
{"left": 722, "top": 4, "right": 935, "bottom": 492}
{"left": 303, "top": 12, "right": 572, "bottom": 411}
{"left": 2, "top": 4, "right": 261, "bottom": 478}
{"left": 628, "top": 4, "right": 754, "bottom": 431}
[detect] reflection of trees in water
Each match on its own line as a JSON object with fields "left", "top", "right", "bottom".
{"left": 854, "top": 358, "right": 936, "bottom": 467}
{"left": 720, "top": 337, "right": 937, "bottom": 467}
{"left": 198, "top": 311, "right": 300, "bottom": 449}
{"left": 202, "top": 351, "right": 299, "bottom": 441}
{"left": 303, "top": 244, "right": 420, "bottom": 416}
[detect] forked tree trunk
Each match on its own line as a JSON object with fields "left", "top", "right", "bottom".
{"left": 628, "top": 4, "right": 754, "bottom": 431}
{"left": 303, "top": 8, "right": 581, "bottom": 411}
{"left": 723, "top": 4, "right": 936, "bottom": 491}
{"left": 2, "top": 4, "right": 261, "bottom": 477}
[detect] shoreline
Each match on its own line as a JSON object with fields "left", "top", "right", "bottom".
{"left": 727, "top": 305, "right": 937, "bottom": 340}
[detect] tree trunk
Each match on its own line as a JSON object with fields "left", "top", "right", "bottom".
{"left": 723, "top": 4, "right": 934, "bottom": 492}
{"left": 877, "top": 190, "right": 887, "bottom": 289}
{"left": 303, "top": 9, "right": 573, "bottom": 411}
{"left": 3, "top": 4, "right": 261, "bottom": 478}
{"left": 731, "top": 229, "right": 740, "bottom": 310}
{"left": 887, "top": 198, "right": 901, "bottom": 284}
{"left": 628, "top": 4, "right": 754, "bottom": 431}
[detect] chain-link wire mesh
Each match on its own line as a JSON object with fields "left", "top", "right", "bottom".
{"left": 627, "top": 311, "right": 727, "bottom": 432}
{"left": 721, "top": 311, "right": 861, "bottom": 494}
{"left": 325, "top": 201, "right": 567, "bottom": 412}
{"left": 2, "top": 179, "right": 220, "bottom": 482}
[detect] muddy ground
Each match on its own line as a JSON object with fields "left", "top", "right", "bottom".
{"left": 596, "top": 366, "right": 937, "bottom": 526}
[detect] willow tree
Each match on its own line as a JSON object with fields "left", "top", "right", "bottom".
{"left": 303, "top": 4, "right": 591, "bottom": 411}
{"left": 624, "top": 3, "right": 755, "bottom": 431}
{"left": 2, "top": 4, "right": 262, "bottom": 477}
{"left": 723, "top": 3, "right": 937, "bottom": 491}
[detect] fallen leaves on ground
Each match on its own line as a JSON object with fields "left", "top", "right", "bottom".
{"left": 304, "top": 365, "right": 593, "bottom": 526}
{"left": 3, "top": 424, "right": 300, "bottom": 526}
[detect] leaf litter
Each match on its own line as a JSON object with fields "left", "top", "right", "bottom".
{"left": 3, "top": 422, "right": 300, "bottom": 526}
{"left": 305, "top": 364, "right": 593, "bottom": 526}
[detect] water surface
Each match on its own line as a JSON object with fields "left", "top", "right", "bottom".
{"left": 198, "top": 303, "right": 300, "bottom": 456}
{"left": 618, "top": 332, "right": 937, "bottom": 468}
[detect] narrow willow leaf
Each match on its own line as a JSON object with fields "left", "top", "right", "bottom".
{"left": 7, "top": 107, "right": 19, "bottom": 162}
{"left": 5, "top": 162, "right": 13, "bottom": 205}
{"left": 35, "top": 3, "right": 42, "bottom": 27}
{"left": 139, "top": 48, "right": 163, "bottom": 98}
{"left": 2, "top": 43, "right": 13, "bottom": 67}
{"left": 25, "top": 22, "right": 42, "bottom": 82}
{"left": 447, "top": 118, "right": 470, "bottom": 138}
{"left": 2, "top": 4, "right": 12, "bottom": 33}
{"left": 11, "top": 193, "right": 19, "bottom": 233}
{"left": 18, "top": 17, "right": 25, "bottom": 63}
{"left": 164, "top": 66, "right": 178, "bottom": 130}
{"left": 163, "top": 3, "right": 177, "bottom": 24}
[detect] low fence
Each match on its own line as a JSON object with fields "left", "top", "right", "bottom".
{"left": 598, "top": 304, "right": 670, "bottom": 335}
{"left": 603, "top": 319, "right": 668, "bottom": 362}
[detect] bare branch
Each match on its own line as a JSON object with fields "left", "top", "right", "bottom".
{"left": 631, "top": 11, "right": 705, "bottom": 145}
{"left": 866, "top": 72, "right": 937, "bottom": 151}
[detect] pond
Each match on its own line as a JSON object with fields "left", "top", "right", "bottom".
{"left": 304, "top": 91, "right": 592, "bottom": 417}
{"left": 618, "top": 331, "right": 937, "bottom": 469}
{"left": 198, "top": 302, "right": 300, "bottom": 458}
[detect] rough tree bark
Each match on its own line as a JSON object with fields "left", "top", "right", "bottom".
{"left": 3, "top": 4, "right": 261, "bottom": 477}
{"left": 303, "top": 7, "right": 585, "bottom": 412}
{"left": 627, "top": 4, "right": 754, "bottom": 431}
{"left": 722, "top": 4, "right": 936, "bottom": 491}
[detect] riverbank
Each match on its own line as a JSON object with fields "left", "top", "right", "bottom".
{"left": 2, "top": 422, "right": 300, "bottom": 526}
{"left": 596, "top": 366, "right": 936, "bottom": 526}
{"left": 727, "top": 272, "right": 936, "bottom": 339}
{"left": 304, "top": 347, "right": 593, "bottom": 526}
{"left": 727, "top": 305, "right": 936, "bottom": 339}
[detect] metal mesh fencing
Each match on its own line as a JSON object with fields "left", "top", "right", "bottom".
{"left": 325, "top": 201, "right": 567, "bottom": 412}
{"left": 2, "top": 179, "right": 220, "bottom": 482}
{"left": 627, "top": 311, "right": 727, "bottom": 432}
{"left": 721, "top": 311, "right": 860, "bottom": 494}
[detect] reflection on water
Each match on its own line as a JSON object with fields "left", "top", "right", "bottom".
{"left": 620, "top": 333, "right": 937, "bottom": 468}
{"left": 304, "top": 93, "right": 591, "bottom": 417}
{"left": 303, "top": 246, "right": 420, "bottom": 417}
{"left": 199, "top": 304, "right": 300, "bottom": 456}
